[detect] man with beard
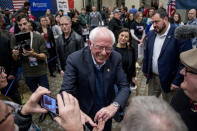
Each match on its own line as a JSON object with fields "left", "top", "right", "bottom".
{"left": 142, "top": 9, "right": 192, "bottom": 103}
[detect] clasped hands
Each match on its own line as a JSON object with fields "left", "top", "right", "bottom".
{"left": 80, "top": 103, "right": 119, "bottom": 131}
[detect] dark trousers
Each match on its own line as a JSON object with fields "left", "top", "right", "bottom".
{"left": 25, "top": 74, "right": 49, "bottom": 92}
{"left": 48, "top": 48, "right": 56, "bottom": 75}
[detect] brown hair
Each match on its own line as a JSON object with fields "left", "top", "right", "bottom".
{"left": 117, "top": 28, "right": 133, "bottom": 48}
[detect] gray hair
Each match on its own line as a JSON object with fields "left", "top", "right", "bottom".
{"left": 121, "top": 96, "right": 188, "bottom": 131}
{"left": 89, "top": 27, "right": 115, "bottom": 45}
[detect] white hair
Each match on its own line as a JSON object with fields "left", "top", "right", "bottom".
{"left": 89, "top": 27, "right": 115, "bottom": 45}
{"left": 121, "top": 96, "right": 188, "bottom": 131}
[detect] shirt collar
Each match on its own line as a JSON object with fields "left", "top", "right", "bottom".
{"left": 157, "top": 23, "right": 171, "bottom": 38}
{"left": 91, "top": 53, "right": 106, "bottom": 69}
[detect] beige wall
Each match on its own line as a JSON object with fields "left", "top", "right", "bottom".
{"left": 102, "top": 0, "right": 116, "bottom": 9}
{"left": 125, "top": 0, "right": 141, "bottom": 10}
{"left": 74, "top": 0, "right": 83, "bottom": 10}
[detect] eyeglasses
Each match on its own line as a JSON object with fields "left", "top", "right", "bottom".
{"left": 185, "top": 67, "right": 197, "bottom": 75}
{"left": 0, "top": 67, "right": 5, "bottom": 74}
{"left": 0, "top": 104, "right": 14, "bottom": 124}
{"left": 92, "top": 44, "right": 112, "bottom": 53}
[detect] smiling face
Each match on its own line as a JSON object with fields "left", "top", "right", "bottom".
{"left": 118, "top": 31, "right": 130, "bottom": 46}
{"left": 173, "top": 14, "right": 179, "bottom": 22}
{"left": 180, "top": 68, "right": 197, "bottom": 101}
{"left": 89, "top": 28, "right": 113, "bottom": 65}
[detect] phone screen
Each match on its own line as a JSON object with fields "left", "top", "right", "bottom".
{"left": 41, "top": 94, "right": 58, "bottom": 115}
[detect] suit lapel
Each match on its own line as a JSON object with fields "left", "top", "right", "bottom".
{"left": 159, "top": 26, "right": 173, "bottom": 57}
{"left": 85, "top": 48, "right": 96, "bottom": 95}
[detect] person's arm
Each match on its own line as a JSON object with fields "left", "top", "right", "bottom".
{"left": 141, "top": 30, "right": 146, "bottom": 41}
{"left": 60, "top": 55, "right": 97, "bottom": 127}
{"left": 60, "top": 54, "right": 77, "bottom": 95}
{"left": 171, "top": 39, "right": 192, "bottom": 90}
{"left": 55, "top": 38, "right": 64, "bottom": 75}
{"left": 14, "top": 109, "right": 32, "bottom": 131}
{"left": 112, "top": 54, "right": 131, "bottom": 109}
{"left": 23, "top": 48, "right": 46, "bottom": 61}
{"left": 35, "top": 34, "right": 47, "bottom": 61}
{"left": 14, "top": 87, "right": 50, "bottom": 130}
{"left": 130, "top": 29, "right": 140, "bottom": 42}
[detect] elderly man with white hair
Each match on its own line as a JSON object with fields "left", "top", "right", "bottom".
{"left": 60, "top": 27, "right": 130, "bottom": 131}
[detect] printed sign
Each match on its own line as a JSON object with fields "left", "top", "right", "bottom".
{"left": 56, "top": 0, "right": 69, "bottom": 13}
{"left": 29, "top": 0, "right": 50, "bottom": 11}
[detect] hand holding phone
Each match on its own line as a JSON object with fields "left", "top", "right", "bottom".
{"left": 41, "top": 94, "right": 59, "bottom": 116}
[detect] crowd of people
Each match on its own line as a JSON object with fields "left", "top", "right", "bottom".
{"left": 0, "top": 1, "right": 197, "bottom": 131}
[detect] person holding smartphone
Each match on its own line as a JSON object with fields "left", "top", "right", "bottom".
{"left": 0, "top": 66, "right": 84, "bottom": 131}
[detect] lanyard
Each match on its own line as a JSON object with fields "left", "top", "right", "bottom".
{"left": 30, "top": 32, "right": 33, "bottom": 49}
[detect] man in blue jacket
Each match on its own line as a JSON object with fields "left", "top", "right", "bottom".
{"left": 142, "top": 9, "right": 192, "bottom": 103}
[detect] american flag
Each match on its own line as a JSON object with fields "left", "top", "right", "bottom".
{"left": 167, "top": 0, "right": 176, "bottom": 17}
{"left": 0, "top": 0, "right": 26, "bottom": 11}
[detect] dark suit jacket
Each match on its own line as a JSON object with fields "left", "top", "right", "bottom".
{"left": 142, "top": 25, "right": 192, "bottom": 93}
{"left": 0, "top": 32, "right": 17, "bottom": 76}
{"left": 60, "top": 47, "right": 130, "bottom": 116}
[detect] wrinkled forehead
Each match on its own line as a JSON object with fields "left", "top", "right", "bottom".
{"left": 93, "top": 33, "right": 113, "bottom": 46}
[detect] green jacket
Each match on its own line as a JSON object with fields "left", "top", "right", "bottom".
{"left": 78, "top": 13, "right": 90, "bottom": 28}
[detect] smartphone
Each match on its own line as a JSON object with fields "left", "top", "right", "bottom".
{"left": 40, "top": 94, "right": 59, "bottom": 115}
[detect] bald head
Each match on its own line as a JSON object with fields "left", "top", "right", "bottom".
{"left": 188, "top": 9, "right": 196, "bottom": 21}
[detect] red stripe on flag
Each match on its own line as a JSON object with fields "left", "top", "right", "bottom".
{"left": 13, "top": 0, "right": 26, "bottom": 10}
{"left": 167, "top": 0, "right": 176, "bottom": 17}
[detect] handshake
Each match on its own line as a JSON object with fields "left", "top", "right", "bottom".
{"left": 20, "top": 87, "right": 104, "bottom": 131}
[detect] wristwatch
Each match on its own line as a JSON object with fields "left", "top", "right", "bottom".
{"left": 112, "top": 102, "right": 120, "bottom": 108}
